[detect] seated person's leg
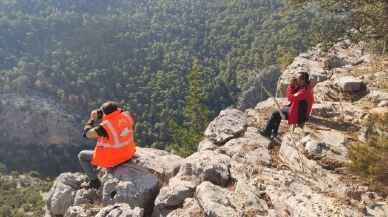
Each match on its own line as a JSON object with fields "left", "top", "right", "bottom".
{"left": 281, "top": 106, "right": 289, "bottom": 120}
{"left": 78, "top": 150, "right": 98, "bottom": 181}
{"left": 297, "top": 100, "right": 308, "bottom": 128}
{"left": 262, "top": 110, "right": 281, "bottom": 137}
{"left": 272, "top": 106, "right": 289, "bottom": 137}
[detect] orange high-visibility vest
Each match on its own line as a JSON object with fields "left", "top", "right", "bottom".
{"left": 92, "top": 110, "right": 136, "bottom": 168}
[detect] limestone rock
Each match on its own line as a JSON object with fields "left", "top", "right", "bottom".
{"left": 313, "top": 80, "right": 340, "bottom": 102}
{"left": 46, "top": 173, "right": 87, "bottom": 216}
{"left": 132, "top": 147, "right": 183, "bottom": 184}
{"left": 364, "top": 90, "right": 388, "bottom": 105}
{"left": 323, "top": 54, "right": 347, "bottom": 70}
{"left": 197, "top": 139, "right": 217, "bottom": 152}
{"left": 336, "top": 76, "right": 366, "bottom": 93}
{"left": 166, "top": 198, "right": 204, "bottom": 217}
{"left": 366, "top": 202, "right": 388, "bottom": 217}
{"left": 153, "top": 177, "right": 197, "bottom": 217}
{"left": 204, "top": 108, "right": 247, "bottom": 145}
{"left": 100, "top": 163, "right": 159, "bottom": 212}
{"left": 220, "top": 127, "right": 272, "bottom": 180}
{"left": 73, "top": 188, "right": 99, "bottom": 206}
{"left": 176, "top": 150, "right": 231, "bottom": 187}
{"left": 64, "top": 206, "right": 93, "bottom": 217}
{"left": 378, "top": 100, "right": 388, "bottom": 107}
{"left": 95, "top": 204, "right": 144, "bottom": 217}
{"left": 231, "top": 181, "right": 269, "bottom": 216}
{"left": 195, "top": 181, "right": 238, "bottom": 217}
{"left": 311, "top": 103, "right": 339, "bottom": 118}
{"left": 302, "top": 130, "right": 348, "bottom": 162}
{"left": 196, "top": 181, "right": 269, "bottom": 217}
{"left": 254, "top": 98, "right": 288, "bottom": 111}
{"left": 303, "top": 137, "right": 329, "bottom": 159}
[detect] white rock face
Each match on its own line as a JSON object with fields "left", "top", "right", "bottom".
{"left": 100, "top": 164, "right": 159, "bottom": 210}
{"left": 197, "top": 138, "right": 217, "bottom": 152}
{"left": 153, "top": 177, "right": 197, "bottom": 217}
{"left": 95, "top": 204, "right": 143, "bottom": 217}
{"left": 177, "top": 150, "right": 231, "bottom": 187}
{"left": 204, "top": 108, "right": 247, "bottom": 145}
{"left": 46, "top": 173, "right": 87, "bottom": 216}
{"left": 196, "top": 181, "right": 238, "bottom": 217}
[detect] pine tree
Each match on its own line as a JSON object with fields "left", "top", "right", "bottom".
{"left": 168, "top": 59, "right": 209, "bottom": 157}
{"left": 184, "top": 59, "right": 209, "bottom": 132}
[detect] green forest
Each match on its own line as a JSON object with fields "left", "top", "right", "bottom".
{"left": 0, "top": 0, "right": 361, "bottom": 151}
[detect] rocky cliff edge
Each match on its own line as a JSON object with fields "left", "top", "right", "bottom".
{"left": 45, "top": 41, "right": 388, "bottom": 217}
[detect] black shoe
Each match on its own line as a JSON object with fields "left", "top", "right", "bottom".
{"left": 259, "top": 129, "right": 271, "bottom": 139}
{"left": 88, "top": 179, "right": 101, "bottom": 189}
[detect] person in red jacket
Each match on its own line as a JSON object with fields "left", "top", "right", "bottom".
{"left": 261, "top": 72, "right": 314, "bottom": 139}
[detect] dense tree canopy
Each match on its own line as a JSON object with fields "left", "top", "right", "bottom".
{"left": 0, "top": 0, "right": 346, "bottom": 149}
{"left": 289, "top": 0, "right": 388, "bottom": 53}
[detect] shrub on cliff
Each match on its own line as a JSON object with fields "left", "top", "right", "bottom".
{"left": 348, "top": 112, "right": 388, "bottom": 186}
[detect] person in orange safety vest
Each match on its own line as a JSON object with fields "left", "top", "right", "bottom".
{"left": 78, "top": 101, "right": 136, "bottom": 189}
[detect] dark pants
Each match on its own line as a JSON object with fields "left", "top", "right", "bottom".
{"left": 263, "top": 106, "right": 289, "bottom": 137}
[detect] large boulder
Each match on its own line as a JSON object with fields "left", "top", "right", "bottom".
{"left": 46, "top": 173, "right": 87, "bottom": 216}
{"left": 197, "top": 139, "right": 217, "bottom": 152}
{"left": 336, "top": 76, "right": 366, "bottom": 93}
{"left": 311, "top": 103, "right": 339, "bottom": 118}
{"left": 195, "top": 181, "right": 238, "bottom": 217}
{"left": 153, "top": 177, "right": 197, "bottom": 217}
{"left": 132, "top": 147, "right": 183, "bottom": 184}
{"left": 176, "top": 150, "right": 231, "bottom": 187}
{"left": 100, "top": 163, "right": 159, "bottom": 212}
{"left": 95, "top": 204, "right": 143, "bottom": 217}
{"left": 195, "top": 181, "right": 269, "bottom": 217}
{"left": 204, "top": 108, "right": 247, "bottom": 145}
{"left": 220, "top": 127, "right": 272, "bottom": 180}
{"left": 301, "top": 130, "right": 348, "bottom": 170}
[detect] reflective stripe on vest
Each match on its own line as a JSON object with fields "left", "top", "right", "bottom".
{"left": 96, "top": 120, "right": 131, "bottom": 148}
{"left": 97, "top": 141, "right": 130, "bottom": 148}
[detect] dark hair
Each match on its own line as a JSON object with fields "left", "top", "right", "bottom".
{"left": 100, "top": 101, "right": 119, "bottom": 115}
{"left": 298, "top": 72, "right": 310, "bottom": 86}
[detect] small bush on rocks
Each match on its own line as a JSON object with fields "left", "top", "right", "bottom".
{"left": 348, "top": 112, "right": 388, "bottom": 186}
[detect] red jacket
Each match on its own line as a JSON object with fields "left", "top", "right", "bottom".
{"left": 287, "top": 82, "right": 314, "bottom": 125}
